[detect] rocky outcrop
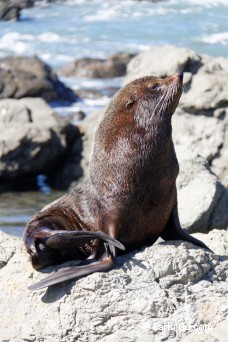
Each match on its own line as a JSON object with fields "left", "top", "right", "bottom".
{"left": 0, "top": 230, "right": 227, "bottom": 341}
{"left": 0, "top": 98, "right": 81, "bottom": 192}
{"left": 58, "top": 53, "right": 136, "bottom": 79}
{"left": 0, "top": 56, "right": 76, "bottom": 102}
{"left": 0, "top": 0, "right": 32, "bottom": 21}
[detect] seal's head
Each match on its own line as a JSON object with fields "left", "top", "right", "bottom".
{"left": 104, "top": 73, "right": 183, "bottom": 131}
{"left": 95, "top": 73, "right": 183, "bottom": 154}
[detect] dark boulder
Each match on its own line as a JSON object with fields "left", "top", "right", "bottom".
{"left": 0, "top": 56, "right": 77, "bottom": 102}
{"left": 58, "top": 53, "right": 136, "bottom": 79}
{"left": 0, "top": 98, "right": 81, "bottom": 192}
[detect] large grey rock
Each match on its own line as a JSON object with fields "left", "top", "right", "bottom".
{"left": 173, "top": 109, "right": 228, "bottom": 187}
{"left": 176, "top": 147, "right": 228, "bottom": 233}
{"left": 0, "top": 230, "right": 227, "bottom": 342}
{"left": 181, "top": 58, "right": 228, "bottom": 115}
{"left": 173, "top": 109, "right": 225, "bottom": 163}
{"left": 125, "top": 45, "right": 202, "bottom": 81}
{"left": 0, "top": 56, "right": 76, "bottom": 102}
{"left": 0, "top": 98, "right": 80, "bottom": 191}
{"left": 125, "top": 45, "right": 228, "bottom": 115}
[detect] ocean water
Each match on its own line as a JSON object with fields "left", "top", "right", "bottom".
{"left": 0, "top": 0, "right": 227, "bottom": 66}
{"left": 0, "top": 0, "right": 227, "bottom": 236}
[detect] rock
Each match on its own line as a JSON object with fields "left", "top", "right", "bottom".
{"left": 210, "top": 113, "right": 228, "bottom": 187}
{"left": 59, "top": 53, "right": 136, "bottom": 79}
{"left": 125, "top": 45, "right": 202, "bottom": 82}
{"left": 173, "top": 109, "right": 225, "bottom": 163}
{"left": 172, "top": 109, "right": 228, "bottom": 187}
{"left": 0, "top": 0, "right": 32, "bottom": 21}
{"left": 0, "top": 231, "right": 21, "bottom": 268}
{"left": 0, "top": 230, "right": 227, "bottom": 341}
{"left": 0, "top": 98, "right": 80, "bottom": 192}
{"left": 181, "top": 59, "right": 228, "bottom": 115}
{"left": 124, "top": 45, "right": 228, "bottom": 115}
{"left": 193, "top": 230, "right": 228, "bottom": 256}
{"left": 176, "top": 146, "right": 228, "bottom": 233}
{"left": 0, "top": 56, "right": 76, "bottom": 102}
{"left": 216, "top": 57, "right": 228, "bottom": 72}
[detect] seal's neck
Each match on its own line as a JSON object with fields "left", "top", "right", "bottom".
{"left": 136, "top": 116, "right": 173, "bottom": 156}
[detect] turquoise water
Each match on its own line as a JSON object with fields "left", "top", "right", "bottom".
{"left": 0, "top": 0, "right": 228, "bottom": 236}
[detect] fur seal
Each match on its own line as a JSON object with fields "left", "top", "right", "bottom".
{"left": 24, "top": 73, "right": 211, "bottom": 291}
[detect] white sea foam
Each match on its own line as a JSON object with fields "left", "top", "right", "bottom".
{"left": 84, "top": 5, "right": 174, "bottom": 22}
{"left": 37, "top": 32, "right": 63, "bottom": 43}
{"left": 169, "top": 0, "right": 228, "bottom": 5}
{"left": 200, "top": 32, "right": 228, "bottom": 45}
{"left": 0, "top": 32, "right": 32, "bottom": 54}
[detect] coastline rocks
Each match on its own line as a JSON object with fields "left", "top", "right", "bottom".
{"left": 0, "top": 56, "right": 76, "bottom": 102}
{"left": 0, "top": 0, "right": 32, "bottom": 21}
{"left": 0, "top": 230, "right": 227, "bottom": 341}
{"left": 125, "top": 45, "right": 228, "bottom": 115}
{"left": 0, "top": 98, "right": 80, "bottom": 192}
{"left": 59, "top": 53, "right": 136, "bottom": 79}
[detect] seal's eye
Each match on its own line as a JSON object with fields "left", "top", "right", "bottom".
{"left": 149, "top": 84, "right": 159, "bottom": 91}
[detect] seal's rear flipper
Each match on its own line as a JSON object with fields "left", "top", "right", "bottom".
{"left": 46, "top": 230, "right": 125, "bottom": 251}
{"left": 28, "top": 243, "right": 115, "bottom": 291}
{"left": 161, "top": 205, "right": 213, "bottom": 253}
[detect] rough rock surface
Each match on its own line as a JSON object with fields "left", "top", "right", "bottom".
{"left": 125, "top": 45, "right": 228, "bottom": 115}
{"left": 175, "top": 147, "right": 228, "bottom": 233}
{"left": 0, "top": 230, "right": 227, "bottom": 342}
{"left": 0, "top": 98, "right": 80, "bottom": 191}
{"left": 173, "top": 109, "right": 228, "bottom": 188}
{"left": 58, "top": 53, "right": 135, "bottom": 79}
{"left": 0, "top": 56, "right": 76, "bottom": 102}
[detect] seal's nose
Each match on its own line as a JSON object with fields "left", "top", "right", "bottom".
{"left": 177, "top": 73, "right": 183, "bottom": 81}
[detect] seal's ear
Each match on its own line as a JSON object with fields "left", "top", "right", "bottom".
{"left": 125, "top": 98, "right": 135, "bottom": 109}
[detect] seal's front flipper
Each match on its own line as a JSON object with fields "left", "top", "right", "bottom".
{"left": 28, "top": 243, "right": 115, "bottom": 291}
{"left": 161, "top": 205, "right": 213, "bottom": 253}
{"left": 46, "top": 230, "right": 125, "bottom": 251}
